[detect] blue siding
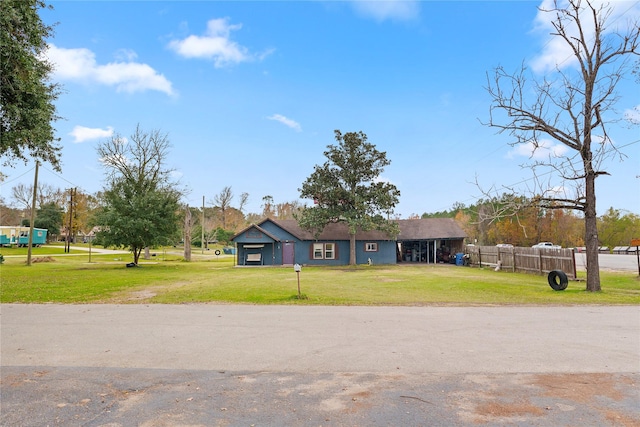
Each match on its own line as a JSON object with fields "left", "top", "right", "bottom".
{"left": 234, "top": 227, "right": 276, "bottom": 265}
{"left": 232, "top": 220, "right": 397, "bottom": 266}
{"left": 356, "top": 240, "right": 397, "bottom": 264}
{"left": 296, "top": 240, "right": 396, "bottom": 265}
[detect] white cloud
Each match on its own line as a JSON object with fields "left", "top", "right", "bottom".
{"left": 69, "top": 125, "right": 114, "bottom": 143}
{"left": 530, "top": 1, "right": 640, "bottom": 73}
{"left": 508, "top": 139, "right": 569, "bottom": 160}
{"left": 267, "top": 114, "right": 302, "bottom": 132}
{"left": 45, "top": 44, "right": 175, "bottom": 96}
{"left": 114, "top": 48, "right": 138, "bottom": 62}
{"left": 168, "top": 18, "right": 266, "bottom": 67}
{"left": 350, "top": 0, "right": 420, "bottom": 22}
{"left": 624, "top": 105, "right": 640, "bottom": 125}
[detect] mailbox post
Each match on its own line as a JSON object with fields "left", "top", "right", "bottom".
{"left": 294, "top": 263, "right": 302, "bottom": 298}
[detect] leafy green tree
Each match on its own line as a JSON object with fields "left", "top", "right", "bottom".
{"left": 214, "top": 227, "right": 235, "bottom": 245}
{"left": 598, "top": 208, "right": 640, "bottom": 249}
{"left": 1, "top": 0, "right": 62, "bottom": 170}
{"left": 33, "top": 201, "right": 62, "bottom": 240}
{"left": 298, "top": 130, "right": 400, "bottom": 265}
{"left": 92, "top": 126, "right": 182, "bottom": 264}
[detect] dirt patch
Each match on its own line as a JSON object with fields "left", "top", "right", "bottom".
{"left": 105, "top": 283, "right": 190, "bottom": 303}
{"left": 533, "top": 373, "right": 629, "bottom": 404}
{"left": 604, "top": 409, "right": 640, "bottom": 427}
{"left": 125, "top": 290, "right": 158, "bottom": 301}
{"left": 474, "top": 399, "right": 545, "bottom": 418}
{"left": 30, "top": 256, "right": 55, "bottom": 263}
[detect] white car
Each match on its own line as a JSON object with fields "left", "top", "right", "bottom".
{"left": 532, "top": 242, "right": 561, "bottom": 249}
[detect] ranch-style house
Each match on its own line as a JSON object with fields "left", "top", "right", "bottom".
{"left": 231, "top": 218, "right": 467, "bottom": 266}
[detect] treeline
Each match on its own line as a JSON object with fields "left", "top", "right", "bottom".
{"left": 3, "top": 186, "right": 638, "bottom": 251}
{"left": 422, "top": 196, "right": 640, "bottom": 250}
{"left": 0, "top": 184, "right": 304, "bottom": 247}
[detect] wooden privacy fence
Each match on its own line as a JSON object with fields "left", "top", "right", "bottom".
{"left": 465, "top": 245, "right": 577, "bottom": 279}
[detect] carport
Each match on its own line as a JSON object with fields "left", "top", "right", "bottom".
{"left": 396, "top": 219, "right": 467, "bottom": 264}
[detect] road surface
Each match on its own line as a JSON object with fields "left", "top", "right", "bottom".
{"left": 2, "top": 304, "right": 638, "bottom": 426}
{"left": 574, "top": 252, "right": 638, "bottom": 272}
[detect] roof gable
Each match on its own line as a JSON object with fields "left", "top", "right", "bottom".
{"left": 231, "top": 223, "right": 280, "bottom": 243}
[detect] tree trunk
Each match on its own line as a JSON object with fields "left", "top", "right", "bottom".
{"left": 584, "top": 173, "right": 601, "bottom": 292}
{"left": 184, "top": 206, "right": 192, "bottom": 262}
{"left": 349, "top": 232, "right": 356, "bottom": 265}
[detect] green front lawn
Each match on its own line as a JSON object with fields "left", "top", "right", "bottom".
{"left": 1, "top": 252, "right": 638, "bottom": 305}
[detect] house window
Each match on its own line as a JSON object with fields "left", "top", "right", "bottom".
{"left": 324, "top": 243, "right": 335, "bottom": 259}
{"left": 365, "top": 242, "right": 378, "bottom": 252}
{"left": 313, "top": 243, "right": 324, "bottom": 259}
{"left": 313, "top": 242, "right": 336, "bottom": 259}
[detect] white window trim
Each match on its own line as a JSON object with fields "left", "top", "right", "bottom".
{"left": 365, "top": 242, "right": 378, "bottom": 252}
{"left": 313, "top": 242, "right": 336, "bottom": 259}
{"left": 313, "top": 243, "right": 324, "bottom": 259}
{"left": 324, "top": 243, "right": 335, "bottom": 260}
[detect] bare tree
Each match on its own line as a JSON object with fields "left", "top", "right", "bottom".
{"left": 211, "top": 186, "right": 233, "bottom": 229}
{"left": 484, "top": 0, "right": 639, "bottom": 291}
{"left": 11, "top": 182, "right": 64, "bottom": 211}
{"left": 262, "top": 195, "right": 274, "bottom": 218}
{"left": 238, "top": 192, "right": 249, "bottom": 213}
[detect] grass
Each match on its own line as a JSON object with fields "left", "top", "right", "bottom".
{"left": 0, "top": 245, "right": 86, "bottom": 256}
{"left": 1, "top": 248, "right": 638, "bottom": 305}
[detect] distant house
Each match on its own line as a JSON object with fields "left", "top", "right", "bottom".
{"left": 231, "top": 218, "right": 466, "bottom": 266}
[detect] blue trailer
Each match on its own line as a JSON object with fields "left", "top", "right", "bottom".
{"left": 17, "top": 228, "right": 48, "bottom": 247}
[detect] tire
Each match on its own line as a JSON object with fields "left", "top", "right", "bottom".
{"left": 548, "top": 270, "right": 568, "bottom": 291}
{"left": 214, "top": 249, "right": 221, "bottom": 256}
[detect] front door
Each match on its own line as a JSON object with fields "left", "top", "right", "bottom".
{"left": 283, "top": 242, "right": 295, "bottom": 265}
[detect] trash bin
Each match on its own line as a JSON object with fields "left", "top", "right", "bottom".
{"left": 455, "top": 253, "right": 465, "bottom": 266}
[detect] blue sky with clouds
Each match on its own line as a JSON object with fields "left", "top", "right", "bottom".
{"left": 2, "top": 0, "right": 639, "bottom": 217}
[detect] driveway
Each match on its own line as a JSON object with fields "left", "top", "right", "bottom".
{"left": 1, "top": 304, "right": 638, "bottom": 426}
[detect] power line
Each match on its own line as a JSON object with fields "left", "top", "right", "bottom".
{"left": 39, "top": 165, "right": 84, "bottom": 189}
{"left": 1, "top": 166, "right": 35, "bottom": 186}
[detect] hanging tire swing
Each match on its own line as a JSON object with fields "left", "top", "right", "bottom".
{"left": 548, "top": 270, "right": 569, "bottom": 291}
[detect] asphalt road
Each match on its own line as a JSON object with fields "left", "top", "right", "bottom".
{"left": 1, "top": 304, "right": 639, "bottom": 426}
{"left": 574, "top": 253, "right": 639, "bottom": 272}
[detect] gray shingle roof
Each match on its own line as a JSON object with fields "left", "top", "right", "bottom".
{"left": 272, "top": 219, "right": 395, "bottom": 241}
{"left": 396, "top": 218, "right": 467, "bottom": 240}
{"left": 270, "top": 218, "right": 466, "bottom": 241}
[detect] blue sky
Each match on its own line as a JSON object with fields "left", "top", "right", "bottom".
{"left": 2, "top": 0, "right": 639, "bottom": 218}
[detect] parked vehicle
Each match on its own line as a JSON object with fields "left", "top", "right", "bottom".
{"left": 532, "top": 242, "right": 561, "bottom": 249}
{"left": 496, "top": 243, "right": 513, "bottom": 248}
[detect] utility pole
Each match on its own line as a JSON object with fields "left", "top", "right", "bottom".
{"left": 26, "top": 161, "right": 39, "bottom": 266}
{"left": 66, "top": 188, "right": 75, "bottom": 253}
{"left": 202, "top": 195, "right": 205, "bottom": 254}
